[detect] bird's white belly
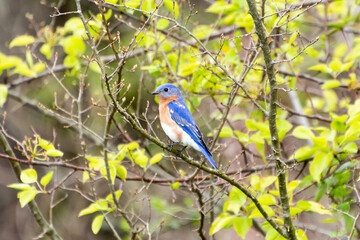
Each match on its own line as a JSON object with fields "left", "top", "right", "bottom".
{"left": 182, "top": 131, "right": 202, "bottom": 152}
{"left": 161, "top": 122, "right": 181, "bottom": 142}
{"left": 161, "top": 122, "right": 201, "bottom": 152}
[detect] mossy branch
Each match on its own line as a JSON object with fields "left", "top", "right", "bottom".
{"left": 245, "top": 0, "right": 297, "bottom": 239}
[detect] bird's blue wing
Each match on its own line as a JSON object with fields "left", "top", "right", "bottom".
{"left": 168, "top": 100, "right": 203, "bottom": 144}
{"left": 168, "top": 100, "right": 217, "bottom": 169}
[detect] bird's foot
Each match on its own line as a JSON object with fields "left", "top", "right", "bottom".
{"left": 167, "top": 141, "right": 179, "bottom": 151}
{"left": 178, "top": 145, "right": 187, "bottom": 153}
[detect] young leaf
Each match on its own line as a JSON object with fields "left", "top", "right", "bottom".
{"left": 233, "top": 217, "right": 252, "bottom": 239}
{"left": 47, "top": 149, "right": 64, "bottom": 157}
{"left": 7, "top": 183, "right": 31, "bottom": 191}
{"left": 249, "top": 205, "right": 275, "bottom": 218}
{"left": 18, "top": 187, "right": 38, "bottom": 208}
{"left": 219, "top": 126, "right": 233, "bottom": 138}
{"left": 106, "top": 190, "right": 123, "bottom": 202}
{"left": 193, "top": 25, "right": 213, "bottom": 39}
{"left": 164, "top": 0, "right": 179, "bottom": 19}
{"left": 20, "top": 168, "right": 37, "bottom": 184}
{"left": 9, "top": 35, "right": 35, "bottom": 48}
{"left": 38, "top": 137, "right": 55, "bottom": 150}
{"left": 209, "top": 213, "right": 234, "bottom": 235}
{"left": 309, "top": 152, "right": 332, "bottom": 182}
{"left": 321, "top": 80, "right": 341, "bottom": 89}
{"left": 116, "top": 165, "right": 127, "bottom": 181}
{"left": 91, "top": 215, "right": 104, "bottom": 234}
{"left": 296, "top": 200, "right": 332, "bottom": 215}
{"left": 296, "top": 229, "right": 308, "bottom": 240}
{"left": 40, "top": 171, "right": 54, "bottom": 187}
{"left": 291, "top": 146, "right": 315, "bottom": 161}
{"left": 292, "top": 126, "right": 315, "bottom": 139}
{"left": 224, "top": 187, "right": 247, "bottom": 214}
{"left": 149, "top": 153, "right": 163, "bottom": 165}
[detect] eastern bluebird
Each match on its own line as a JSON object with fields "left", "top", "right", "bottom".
{"left": 152, "top": 83, "right": 217, "bottom": 169}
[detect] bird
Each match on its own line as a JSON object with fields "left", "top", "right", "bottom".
{"left": 152, "top": 83, "right": 217, "bottom": 169}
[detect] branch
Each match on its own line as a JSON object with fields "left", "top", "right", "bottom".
{"left": 0, "top": 152, "right": 312, "bottom": 185}
{"left": 245, "top": 0, "right": 297, "bottom": 239}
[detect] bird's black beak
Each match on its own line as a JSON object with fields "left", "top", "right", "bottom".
{"left": 152, "top": 91, "right": 159, "bottom": 95}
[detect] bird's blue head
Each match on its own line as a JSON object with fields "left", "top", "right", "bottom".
{"left": 152, "top": 83, "right": 182, "bottom": 99}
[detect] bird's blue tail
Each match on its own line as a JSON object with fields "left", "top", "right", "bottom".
{"left": 200, "top": 146, "right": 217, "bottom": 170}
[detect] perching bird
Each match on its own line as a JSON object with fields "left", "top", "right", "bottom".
{"left": 152, "top": 83, "right": 217, "bottom": 169}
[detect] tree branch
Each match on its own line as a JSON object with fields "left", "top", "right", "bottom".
{"left": 245, "top": 0, "right": 297, "bottom": 239}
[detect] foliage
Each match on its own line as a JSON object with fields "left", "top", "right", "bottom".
{"left": 1, "top": 0, "right": 360, "bottom": 239}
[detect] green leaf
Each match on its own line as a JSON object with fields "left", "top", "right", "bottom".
{"left": 234, "top": 130, "right": 249, "bottom": 144}
{"left": 329, "top": 60, "right": 342, "bottom": 72}
{"left": 296, "top": 200, "right": 332, "bottom": 215}
{"left": 224, "top": 187, "right": 246, "bottom": 214}
{"left": 149, "top": 153, "right": 163, "bottom": 165}
{"left": 0, "top": 53, "right": 22, "bottom": 70}
{"left": 219, "top": 126, "right": 233, "bottom": 138}
{"left": 315, "top": 182, "right": 327, "bottom": 202}
{"left": 0, "top": 84, "right": 8, "bottom": 108}
{"left": 170, "top": 181, "right": 180, "bottom": 189}
{"left": 233, "top": 217, "right": 252, "bottom": 239}
{"left": 127, "top": 142, "right": 139, "bottom": 151}
{"left": 61, "top": 36, "right": 85, "bottom": 56}
{"left": 124, "top": 0, "right": 141, "bottom": 8}
{"left": 106, "top": 190, "right": 123, "bottom": 202}
{"left": 156, "top": 19, "right": 169, "bottom": 30}
{"left": 91, "top": 215, "right": 104, "bottom": 234}
{"left": 14, "top": 62, "right": 36, "bottom": 77}
{"left": 100, "top": 166, "right": 116, "bottom": 184}
{"left": 9, "top": 35, "right": 35, "bottom": 48}
{"left": 292, "top": 146, "right": 315, "bottom": 161}
{"left": 278, "top": 120, "right": 292, "bottom": 141}
{"left": 132, "top": 149, "right": 149, "bottom": 168}
{"left": 308, "top": 64, "right": 329, "bottom": 73}
{"left": 38, "top": 137, "right": 55, "bottom": 150}
{"left": 288, "top": 32, "right": 298, "bottom": 44}
{"left": 249, "top": 205, "right": 274, "bottom": 218}
{"left": 164, "top": 0, "right": 179, "bottom": 18}
{"left": 47, "top": 149, "right": 64, "bottom": 157}
{"left": 266, "top": 228, "right": 286, "bottom": 240}
{"left": 18, "top": 187, "right": 38, "bottom": 208}
{"left": 141, "top": 0, "right": 156, "bottom": 12}
{"left": 79, "top": 200, "right": 109, "bottom": 216}
{"left": 116, "top": 165, "right": 127, "bottom": 181}
{"left": 296, "top": 229, "right": 308, "bottom": 240}
{"left": 193, "top": 25, "right": 213, "bottom": 39}
{"left": 258, "top": 194, "right": 276, "bottom": 205}
{"left": 260, "top": 176, "right": 277, "bottom": 192}
{"left": 321, "top": 80, "right": 341, "bottom": 89}
{"left": 292, "top": 126, "right": 315, "bottom": 139}
{"left": 40, "top": 43, "right": 51, "bottom": 59}
{"left": 7, "top": 183, "right": 32, "bottom": 191}
{"left": 343, "top": 142, "right": 358, "bottom": 154}
{"left": 40, "top": 171, "right": 53, "bottom": 187}
{"left": 209, "top": 213, "right": 234, "bottom": 235}
{"left": 89, "top": 62, "right": 101, "bottom": 74}
{"left": 309, "top": 152, "right": 332, "bottom": 182}
{"left": 206, "top": 1, "right": 234, "bottom": 14}
{"left": 63, "top": 55, "right": 80, "bottom": 68}
{"left": 20, "top": 168, "right": 37, "bottom": 184}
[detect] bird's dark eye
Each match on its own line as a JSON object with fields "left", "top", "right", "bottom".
{"left": 164, "top": 88, "right": 168, "bottom": 92}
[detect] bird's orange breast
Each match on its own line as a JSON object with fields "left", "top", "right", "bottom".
{"left": 158, "top": 96, "right": 183, "bottom": 141}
